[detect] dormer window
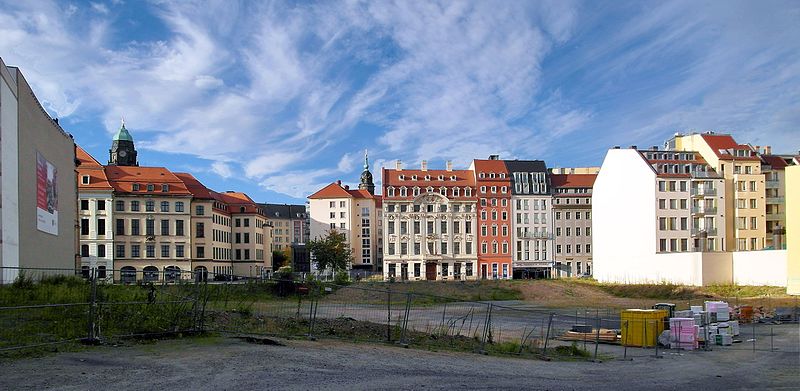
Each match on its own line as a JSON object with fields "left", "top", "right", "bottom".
{"left": 424, "top": 175, "right": 431, "bottom": 181}
{"left": 453, "top": 187, "right": 460, "bottom": 197}
{"left": 399, "top": 175, "right": 405, "bottom": 180}
{"left": 132, "top": 183, "right": 140, "bottom": 191}
{"left": 465, "top": 187, "right": 472, "bottom": 197}
{"left": 81, "top": 175, "right": 90, "bottom": 185}
{"left": 438, "top": 175, "right": 444, "bottom": 181}
{"left": 479, "top": 172, "right": 485, "bottom": 178}
{"left": 411, "top": 175, "right": 417, "bottom": 180}
{"left": 413, "top": 187, "right": 420, "bottom": 196}
{"left": 387, "top": 187, "right": 395, "bottom": 197}
{"left": 146, "top": 184, "right": 154, "bottom": 192}
{"left": 499, "top": 173, "right": 506, "bottom": 178}
{"left": 450, "top": 175, "right": 456, "bottom": 181}
{"left": 426, "top": 186, "right": 434, "bottom": 193}
{"left": 440, "top": 187, "right": 447, "bottom": 196}
{"left": 489, "top": 173, "right": 495, "bottom": 178}
{"left": 162, "top": 184, "right": 169, "bottom": 192}
{"left": 400, "top": 187, "right": 407, "bottom": 197}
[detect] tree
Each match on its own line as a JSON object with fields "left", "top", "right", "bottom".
{"left": 308, "top": 229, "right": 352, "bottom": 272}
{"left": 272, "top": 250, "right": 289, "bottom": 270}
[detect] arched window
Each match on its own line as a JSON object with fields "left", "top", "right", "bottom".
{"left": 465, "top": 187, "right": 471, "bottom": 197}
{"left": 453, "top": 187, "right": 460, "bottom": 197}
{"left": 400, "top": 187, "right": 407, "bottom": 197}
{"left": 165, "top": 265, "right": 181, "bottom": 282}
{"left": 426, "top": 186, "right": 433, "bottom": 193}
{"left": 121, "top": 266, "right": 137, "bottom": 284}
{"left": 492, "top": 241, "right": 498, "bottom": 254}
{"left": 194, "top": 266, "right": 208, "bottom": 283}
{"left": 143, "top": 266, "right": 159, "bottom": 282}
{"left": 413, "top": 187, "right": 421, "bottom": 196}
{"left": 175, "top": 201, "right": 185, "bottom": 212}
{"left": 387, "top": 187, "right": 395, "bottom": 197}
{"left": 479, "top": 172, "right": 485, "bottom": 179}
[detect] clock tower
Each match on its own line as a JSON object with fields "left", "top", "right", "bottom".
{"left": 109, "top": 119, "right": 138, "bottom": 166}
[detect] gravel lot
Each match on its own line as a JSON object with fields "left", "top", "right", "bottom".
{"left": 1, "top": 331, "right": 798, "bottom": 391}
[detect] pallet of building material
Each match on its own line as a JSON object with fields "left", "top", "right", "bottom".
{"left": 560, "top": 329, "right": 618, "bottom": 343}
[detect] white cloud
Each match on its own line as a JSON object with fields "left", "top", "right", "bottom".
{"left": 211, "top": 161, "right": 233, "bottom": 178}
{"left": 194, "top": 75, "right": 223, "bottom": 90}
{"left": 90, "top": 2, "right": 109, "bottom": 15}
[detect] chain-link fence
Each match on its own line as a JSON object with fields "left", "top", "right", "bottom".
{"left": 2, "top": 266, "right": 798, "bottom": 362}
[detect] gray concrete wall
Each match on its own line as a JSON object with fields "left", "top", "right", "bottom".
{"left": 14, "top": 68, "right": 77, "bottom": 273}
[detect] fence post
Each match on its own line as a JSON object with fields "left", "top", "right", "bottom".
{"left": 593, "top": 315, "right": 601, "bottom": 361}
{"left": 623, "top": 320, "right": 629, "bottom": 360}
{"left": 386, "top": 288, "right": 392, "bottom": 342}
{"left": 307, "top": 289, "right": 318, "bottom": 341}
{"left": 542, "top": 313, "right": 554, "bottom": 358}
{"left": 86, "top": 267, "right": 98, "bottom": 343}
{"left": 440, "top": 302, "right": 448, "bottom": 335}
{"left": 479, "top": 304, "right": 493, "bottom": 354}
{"left": 399, "top": 292, "right": 412, "bottom": 347}
{"left": 752, "top": 321, "right": 756, "bottom": 354}
{"left": 770, "top": 326, "right": 774, "bottom": 352}
{"left": 653, "top": 320, "right": 661, "bottom": 358}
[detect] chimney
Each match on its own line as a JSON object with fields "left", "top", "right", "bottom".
{"left": 395, "top": 160, "right": 402, "bottom": 171}
{"left": 613, "top": 146, "right": 620, "bottom": 149}
{"left": 489, "top": 154, "right": 499, "bottom": 160}
{"left": 630, "top": 145, "right": 637, "bottom": 149}
{"left": 446, "top": 160, "right": 453, "bottom": 171}
{"left": 336, "top": 180, "right": 342, "bottom": 186}
{"left": 421, "top": 160, "right": 428, "bottom": 171}
{"left": 765, "top": 145, "right": 772, "bottom": 155}
{"left": 344, "top": 185, "right": 350, "bottom": 190}
{"left": 652, "top": 146, "right": 659, "bottom": 151}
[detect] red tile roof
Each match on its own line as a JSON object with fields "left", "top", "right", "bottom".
{"left": 309, "top": 182, "right": 357, "bottom": 199}
{"left": 551, "top": 174, "right": 596, "bottom": 188}
{"left": 383, "top": 169, "right": 476, "bottom": 187}
{"left": 761, "top": 155, "right": 789, "bottom": 169}
{"left": 104, "top": 165, "right": 192, "bottom": 196}
{"left": 700, "top": 134, "right": 760, "bottom": 161}
{"left": 76, "top": 145, "right": 113, "bottom": 191}
{"left": 174, "top": 172, "right": 215, "bottom": 199}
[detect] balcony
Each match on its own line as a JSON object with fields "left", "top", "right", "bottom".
{"left": 766, "top": 213, "right": 785, "bottom": 221}
{"left": 519, "top": 231, "right": 553, "bottom": 240}
{"left": 765, "top": 180, "right": 780, "bottom": 189}
{"left": 692, "top": 171, "right": 719, "bottom": 178}
{"left": 691, "top": 227, "right": 718, "bottom": 237}
{"left": 691, "top": 206, "right": 717, "bottom": 215}
{"left": 690, "top": 187, "right": 717, "bottom": 197}
{"left": 766, "top": 196, "right": 785, "bottom": 204}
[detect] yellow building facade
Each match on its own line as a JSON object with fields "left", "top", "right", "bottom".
{"left": 786, "top": 165, "right": 800, "bottom": 295}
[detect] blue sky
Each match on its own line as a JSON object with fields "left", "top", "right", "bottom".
{"left": 1, "top": 0, "right": 798, "bottom": 203}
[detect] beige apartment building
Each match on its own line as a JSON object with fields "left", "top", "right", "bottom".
{"left": 261, "top": 204, "right": 309, "bottom": 252}
{"left": 551, "top": 172, "right": 595, "bottom": 277}
{"left": 77, "top": 146, "right": 115, "bottom": 279}
{"left": 308, "top": 154, "right": 381, "bottom": 272}
{"left": 217, "top": 192, "right": 273, "bottom": 277}
{"left": 107, "top": 165, "right": 193, "bottom": 282}
{"left": 669, "top": 133, "right": 766, "bottom": 251}
{"left": 1, "top": 57, "right": 77, "bottom": 283}
{"left": 757, "top": 151, "right": 789, "bottom": 249}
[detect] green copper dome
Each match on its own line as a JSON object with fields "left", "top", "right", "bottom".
{"left": 114, "top": 120, "right": 134, "bottom": 142}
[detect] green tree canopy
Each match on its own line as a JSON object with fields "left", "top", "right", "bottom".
{"left": 308, "top": 229, "right": 352, "bottom": 272}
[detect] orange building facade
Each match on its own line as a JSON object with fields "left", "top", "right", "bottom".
{"left": 471, "top": 157, "right": 513, "bottom": 279}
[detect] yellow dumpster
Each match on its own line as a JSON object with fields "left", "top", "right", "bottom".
{"left": 620, "top": 309, "right": 668, "bottom": 347}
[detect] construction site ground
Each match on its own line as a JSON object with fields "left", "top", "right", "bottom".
{"left": 2, "top": 325, "right": 798, "bottom": 391}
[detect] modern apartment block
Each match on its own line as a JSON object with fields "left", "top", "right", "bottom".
{"left": 757, "top": 150, "right": 789, "bottom": 249}
{"left": 1, "top": 57, "right": 78, "bottom": 283}
{"left": 667, "top": 133, "right": 766, "bottom": 251}
{"left": 381, "top": 161, "right": 478, "bottom": 280}
{"left": 786, "top": 166, "right": 800, "bottom": 295}
{"left": 308, "top": 154, "right": 381, "bottom": 271}
{"left": 506, "top": 160, "right": 554, "bottom": 278}
{"left": 470, "top": 157, "right": 513, "bottom": 279}
{"left": 77, "top": 146, "right": 115, "bottom": 278}
{"left": 551, "top": 171, "right": 596, "bottom": 277}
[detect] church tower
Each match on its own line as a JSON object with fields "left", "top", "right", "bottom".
{"left": 359, "top": 150, "right": 375, "bottom": 195}
{"left": 108, "top": 119, "right": 138, "bottom": 166}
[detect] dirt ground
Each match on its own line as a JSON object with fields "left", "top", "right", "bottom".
{"left": 2, "top": 331, "right": 798, "bottom": 391}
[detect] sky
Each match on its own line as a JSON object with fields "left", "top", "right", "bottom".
{"left": 1, "top": 0, "right": 799, "bottom": 204}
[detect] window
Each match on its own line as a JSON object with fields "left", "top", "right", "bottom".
{"left": 116, "top": 200, "right": 125, "bottom": 211}
{"left": 244, "top": 233, "right": 250, "bottom": 243}
{"left": 566, "top": 244, "right": 571, "bottom": 254}
{"left": 235, "top": 233, "right": 241, "bottom": 243}
{"left": 97, "top": 200, "right": 106, "bottom": 211}
{"left": 340, "top": 201, "right": 346, "bottom": 207}
{"left": 132, "top": 184, "right": 140, "bottom": 191}
{"left": 176, "top": 245, "right": 185, "bottom": 258}
{"left": 81, "top": 200, "right": 89, "bottom": 210}
{"left": 586, "top": 244, "right": 591, "bottom": 253}
{"left": 244, "top": 218, "right": 250, "bottom": 227}
{"left": 131, "top": 219, "right": 140, "bottom": 236}
{"left": 161, "top": 245, "right": 170, "bottom": 257}
{"left": 146, "top": 200, "right": 155, "bottom": 212}
{"left": 330, "top": 201, "right": 335, "bottom": 208}
{"left": 131, "top": 201, "right": 140, "bottom": 211}
{"left": 750, "top": 199, "right": 757, "bottom": 209}
{"left": 176, "top": 220, "right": 184, "bottom": 236}
{"left": 196, "top": 246, "right": 205, "bottom": 258}
{"left": 196, "top": 222, "right": 205, "bottom": 238}
{"left": 162, "top": 184, "right": 169, "bottom": 192}
{"left": 81, "top": 219, "right": 89, "bottom": 235}
{"left": 556, "top": 244, "right": 562, "bottom": 254}
{"left": 147, "top": 184, "right": 155, "bottom": 192}
{"left": 132, "top": 244, "right": 141, "bottom": 258}
{"left": 97, "top": 245, "right": 106, "bottom": 258}
{"left": 81, "top": 244, "right": 90, "bottom": 257}
{"left": 116, "top": 245, "right": 125, "bottom": 258}
{"left": 176, "top": 202, "right": 184, "bottom": 212}
{"left": 116, "top": 219, "right": 125, "bottom": 235}
{"left": 750, "top": 217, "right": 757, "bottom": 230}
{"left": 414, "top": 263, "right": 421, "bottom": 277}
{"left": 82, "top": 175, "right": 90, "bottom": 185}
{"left": 97, "top": 218, "right": 106, "bottom": 235}
{"left": 161, "top": 220, "right": 170, "bottom": 235}
{"left": 235, "top": 219, "right": 241, "bottom": 227}
{"left": 161, "top": 201, "right": 170, "bottom": 212}
{"left": 146, "top": 219, "right": 155, "bottom": 236}
{"left": 146, "top": 245, "right": 155, "bottom": 258}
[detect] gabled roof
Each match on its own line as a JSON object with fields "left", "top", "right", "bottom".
{"left": 761, "top": 155, "right": 789, "bottom": 169}
{"left": 700, "top": 134, "right": 760, "bottom": 161}
{"left": 308, "top": 182, "right": 354, "bottom": 199}
{"left": 174, "top": 172, "right": 215, "bottom": 199}
{"left": 105, "top": 165, "right": 191, "bottom": 196}
{"left": 260, "top": 203, "right": 307, "bottom": 219}
{"left": 551, "top": 174, "right": 596, "bottom": 188}
{"left": 472, "top": 159, "right": 510, "bottom": 175}
{"left": 76, "top": 145, "right": 113, "bottom": 191}
{"left": 216, "top": 191, "right": 263, "bottom": 215}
